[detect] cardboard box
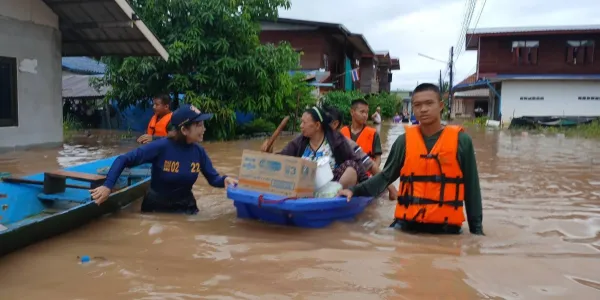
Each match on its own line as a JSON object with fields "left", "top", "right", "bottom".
{"left": 238, "top": 150, "right": 316, "bottom": 197}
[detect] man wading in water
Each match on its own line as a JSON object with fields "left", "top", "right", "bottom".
{"left": 337, "top": 83, "right": 484, "bottom": 235}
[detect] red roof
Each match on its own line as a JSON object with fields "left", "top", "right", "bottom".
{"left": 458, "top": 73, "right": 477, "bottom": 85}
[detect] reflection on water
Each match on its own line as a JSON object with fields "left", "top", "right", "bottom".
{"left": 1, "top": 125, "right": 599, "bottom": 299}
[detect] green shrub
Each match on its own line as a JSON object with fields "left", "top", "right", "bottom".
{"left": 237, "top": 118, "right": 277, "bottom": 136}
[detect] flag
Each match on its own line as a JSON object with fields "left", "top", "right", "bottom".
{"left": 351, "top": 68, "right": 360, "bottom": 82}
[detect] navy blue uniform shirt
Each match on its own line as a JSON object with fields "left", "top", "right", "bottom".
{"left": 103, "top": 138, "right": 226, "bottom": 195}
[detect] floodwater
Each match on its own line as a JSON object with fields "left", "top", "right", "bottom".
{"left": 1, "top": 125, "right": 600, "bottom": 299}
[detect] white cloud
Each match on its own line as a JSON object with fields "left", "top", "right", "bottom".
{"left": 279, "top": 0, "right": 600, "bottom": 90}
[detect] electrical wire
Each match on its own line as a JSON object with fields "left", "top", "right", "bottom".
{"left": 455, "top": 0, "right": 488, "bottom": 64}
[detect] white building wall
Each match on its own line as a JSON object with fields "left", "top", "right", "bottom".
{"left": 0, "top": 0, "right": 63, "bottom": 150}
{"left": 501, "top": 80, "right": 600, "bottom": 124}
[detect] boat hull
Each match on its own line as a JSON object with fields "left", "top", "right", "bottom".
{"left": 227, "top": 187, "right": 374, "bottom": 228}
{"left": 0, "top": 156, "right": 150, "bottom": 256}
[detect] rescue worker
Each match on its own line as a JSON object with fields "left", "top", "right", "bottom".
{"left": 325, "top": 106, "right": 397, "bottom": 200}
{"left": 137, "top": 94, "right": 173, "bottom": 144}
{"left": 340, "top": 99, "right": 383, "bottom": 167}
{"left": 337, "top": 83, "right": 484, "bottom": 235}
{"left": 90, "top": 104, "right": 237, "bottom": 214}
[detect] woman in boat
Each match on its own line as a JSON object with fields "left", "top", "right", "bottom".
{"left": 90, "top": 104, "right": 237, "bottom": 214}
{"left": 277, "top": 106, "right": 369, "bottom": 189}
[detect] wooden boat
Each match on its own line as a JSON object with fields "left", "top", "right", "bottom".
{"left": 0, "top": 156, "right": 150, "bottom": 256}
{"left": 227, "top": 187, "right": 375, "bottom": 228}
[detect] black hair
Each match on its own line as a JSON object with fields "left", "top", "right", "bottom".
{"left": 168, "top": 122, "right": 194, "bottom": 143}
{"left": 412, "top": 83, "right": 442, "bottom": 100}
{"left": 154, "top": 94, "right": 171, "bottom": 106}
{"left": 323, "top": 106, "right": 343, "bottom": 130}
{"left": 304, "top": 106, "right": 332, "bottom": 133}
{"left": 351, "top": 98, "right": 369, "bottom": 109}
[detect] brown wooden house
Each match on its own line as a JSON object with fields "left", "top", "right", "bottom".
{"left": 260, "top": 18, "right": 403, "bottom": 94}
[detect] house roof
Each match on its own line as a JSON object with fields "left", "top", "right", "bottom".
{"left": 454, "top": 88, "right": 489, "bottom": 98}
{"left": 261, "top": 18, "right": 374, "bottom": 55}
{"left": 466, "top": 24, "right": 600, "bottom": 50}
{"left": 62, "top": 74, "right": 110, "bottom": 99}
{"left": 289, "top": 70, "right": 331, "bottom": 82}
{"left": 62, "top": 57, "right": 106, "bottom": 74}
{"left": 43, "top": 0, "right": 168, "bottom": 60}
{"left": 458, "top": 73, "right": 478, "bottom": 85}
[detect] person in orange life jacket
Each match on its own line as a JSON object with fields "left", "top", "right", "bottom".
{"left": 340, "top": 99, "right": 383, "bottom": 167}
{"left": 272, "top": 106, "right": 369, "bottom": 189}
{"left": 324, "top": 106, "right": 398, "bottom": 200}
{"left": 90, "top": 104, "right": 238, "bottom": 214}
{"left": 137, "top": 94, "right": 174, "bottom": 144}
{"left": 337, "top": 83, "right": 484, "bottom": 235}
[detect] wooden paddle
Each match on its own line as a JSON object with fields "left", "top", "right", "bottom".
{"left": 262, "top": 116, "right": 290, "bottom": 153}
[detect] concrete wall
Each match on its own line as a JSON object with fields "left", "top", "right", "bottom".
{"left": 501, "top": 80, "right": 600, "bottom": 124}
{"left": 0, "top": 0, "right": 62, "bottom": 149}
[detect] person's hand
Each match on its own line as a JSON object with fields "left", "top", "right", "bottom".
{"left": 336, "top": 189, "right": 353, "bottom": 202}
{"left": 224, "top": 176, "right": 238, "bottom": 187}
{"left": 90, "top": 186, "right": 111, "bottom": 205}
{"left": 387, "top": 185, "right": 398, "bottom": 201}
{"left": 260, "top": 140, "right": 273, "bottom": 153}
{"left": 137, "top": 134, "right": 152, "bottom": 144}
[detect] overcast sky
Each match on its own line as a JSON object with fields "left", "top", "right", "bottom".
{"left": 279, "top": 0, "right": 600, "bottom": 91}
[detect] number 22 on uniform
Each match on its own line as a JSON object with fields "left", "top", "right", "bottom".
{"left": 190, "top": 162, "right": 201, "bottom": 173}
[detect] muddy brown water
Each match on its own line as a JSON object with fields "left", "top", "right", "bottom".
{"left": 1, "top": 125, "right": 599, "bottom": 299}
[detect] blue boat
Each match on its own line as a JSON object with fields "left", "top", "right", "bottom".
{"left": 0, "top": 156, "right": 151, "bottom": 256}
{"left": 227, "top": 187, "right": 375, "bottom": 228}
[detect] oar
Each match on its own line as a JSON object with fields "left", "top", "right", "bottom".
{"left": 262, "top": 116, "right": 290, "bottom": 153}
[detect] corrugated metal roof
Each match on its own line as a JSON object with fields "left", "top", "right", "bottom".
{"left": 43, "top": 0, "right": 168, "bottom": 60}
{"left": 289, "top": 70, "right": 331, "bottom": 83}
{"left": 62, "top": 57, "right": 106, "bottom": 74}
{"left": 458, "top": 73, "right": 477, "bottom": 85}
{"left": 454, "top": 88, "right": 489, "bottom": 98}
{"left": 469, "top": 24, "right": 600, "bottom": 35}
{"left": 62, "top": 74, "right": 110, "bottom": 99}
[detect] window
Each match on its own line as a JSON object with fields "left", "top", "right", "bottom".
{"left": 519, "top": 96, "right": 544, "bottom": 100}
{"left": 0, "top": 56, "right": 18, "bottom": 127}
{"left": 512, "top": 41, "right": 539, "bottom": 65}
{"left": 578, "top": 96, "right": 600, "bottom": 100}
{"left": 566, "top": 40, "right": 594, "bottom": 65}
{"left": 323, "top": 54, "right": 329, "bottom": 71}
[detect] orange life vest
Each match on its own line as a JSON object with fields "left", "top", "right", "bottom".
{"left": 147, "top": 112, "right": 172, "bottom": 137}
{"left": 340, "top": 126, "right": 376, "bottom": 157}
{"left": 395, "top": 125, "right": 465, "bottom": 226}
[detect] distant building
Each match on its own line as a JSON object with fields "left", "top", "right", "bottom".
{"left": 453, "top": 24, "right": 600, "bottom": 125}
{"left": 451, "top": 74, "right": 490, "bottom": 119}
{"left": 259, "top": 18, "right": 400, "bottom": 94}
{"left": 0, "top": 0, "right": 167, "bottom": 150}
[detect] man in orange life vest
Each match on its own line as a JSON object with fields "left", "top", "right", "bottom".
{"left": 338, "top": 83, "right": 484, "bottom": 235}
{"left": 137, "top": 94, "right": 174, "bottom": 144}
{"left": 340, "top": 99, "right": 383, "bottom": 168}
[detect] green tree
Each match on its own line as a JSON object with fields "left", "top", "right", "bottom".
{"left": 92, "top": 0, "right": 299, "bottom": 140}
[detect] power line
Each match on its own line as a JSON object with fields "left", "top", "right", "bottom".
{"left": 453, "top": 0, "right": 477, "bottom": 57}
{"left": 454, "top": 0, "right": 478, "bottom": 62}
{"left": 455, "top": 0, "right": 488, "bottom": 64}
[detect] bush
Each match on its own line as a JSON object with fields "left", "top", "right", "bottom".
{"left": 366, "top": 92, "right": 398, "bottom": 118}
{"left": 237, "top": 118, "right": 277, "bottom": 136}
{"left": 321, "top": 90, "right": 399, "bottom": 125}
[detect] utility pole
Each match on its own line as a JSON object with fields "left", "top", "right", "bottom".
{"left": 448, "top": 46, "right": 454, "bottom": 117}
{"left": 438, "top": 70, "right": 442, "bottom": 91}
